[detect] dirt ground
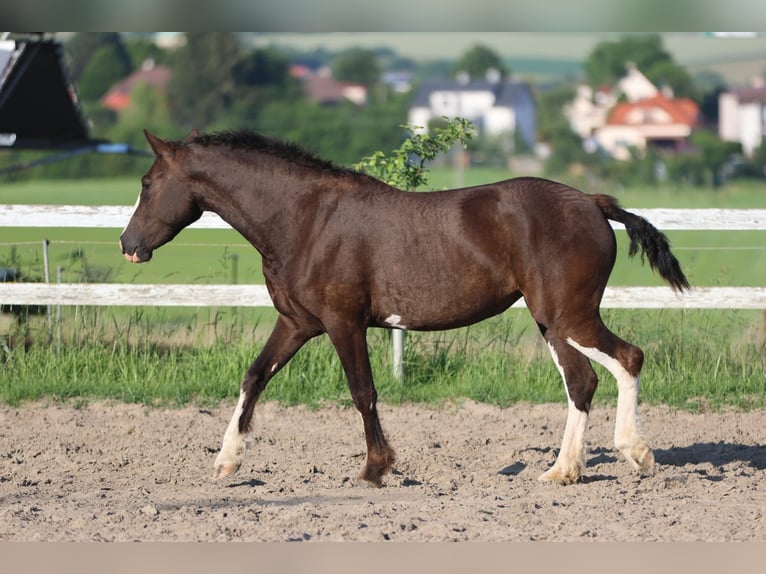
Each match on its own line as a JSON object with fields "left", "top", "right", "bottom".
{"left": 0, "top": 399, "right": 763, "bottom": 541}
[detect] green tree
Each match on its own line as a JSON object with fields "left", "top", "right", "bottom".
{"left": 167, "top": 33, "right": 242, "bottom": 130}
{"left": 123, "top": 36, "right": 169, "bottom": 70}
{"left": 108, "top": 83, "right": 179, "bottom": 147}
{"left": 584, "top": 34, "right": 697, "bottom": 99}
{"left": 223, "top": 48, "right": 304, "bottom": 128}
{"left": 256, "top": 92, "right": 410, "bottom": 166}
{"left": 77, "top": 44, "right": 132, "bottom": 100}
{"left": 453, "top": 44, "right": 508, "bottom": 82}
{"left": 332, "top": 48, "right": 381, "bottom": 85}
{"left": 234, "top": 48, "right": 292, "bottom": 88}
{"left": 65, "top": 32, "right": 131, "bottom": 82}
{"left": 535, "top": 85, "right": 591, "bottom": 176}
{"left": 688, "top": 129, "right": 741, "bottom": 186}
{"left": 585, "top": 34, "right": 669, "bottom": 86}
{"left": 643, "top": 59, "right": 698, "bottom": 100}
{"left": 354, "top": 117, "right": 476, "bottom": 191}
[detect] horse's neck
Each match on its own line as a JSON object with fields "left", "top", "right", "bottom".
{"left": 199, "top": 159, "right": 313, "bottom": 263}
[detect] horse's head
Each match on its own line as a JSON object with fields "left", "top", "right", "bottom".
{"left": 120, "top": 130, "right": 203, "bottom": 263}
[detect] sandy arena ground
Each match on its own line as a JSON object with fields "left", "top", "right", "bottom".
{"left": 0, "top": 399, "right": 763, "bottom": 541}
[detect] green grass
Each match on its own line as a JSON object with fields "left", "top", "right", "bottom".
{"left": 0, "top": 177, "right": 140, "bottom": 205}
{"left": 2, "top": 308, "right": 763, "bottom": 411}
{"left": 1, "top": 176, "right": 765, "bottom": 410}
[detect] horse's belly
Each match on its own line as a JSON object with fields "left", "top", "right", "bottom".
{"left": 373, "top": 286, "right": 521, "bottom": 332}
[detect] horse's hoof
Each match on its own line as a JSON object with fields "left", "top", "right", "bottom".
{"left": 538, "top": 466, "right": 581, "bottom": 485}
{"left": 359, "top": 466, "right": 386, "bottom": 488}
{"left": 212, "top": 461, "right": 241, "bottom": 480}
{"left": 621, "top": 444, "right": 655, "bottom": 475}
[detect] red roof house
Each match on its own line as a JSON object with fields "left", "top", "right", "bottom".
{"left": 101, "top": 60, "right": 171, "bottom": 112}
{"left": 594, "top": 93, "right": 699, "bottom": 160}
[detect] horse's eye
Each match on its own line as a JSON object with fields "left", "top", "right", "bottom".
{"left": 141, "top": 179, "right": 150, "bottom": 192}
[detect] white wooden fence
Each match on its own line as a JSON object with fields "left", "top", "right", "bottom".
{"left": 1, "top": 204, "right": 765, "bottom": 310}
{"left": 2, "top": 204, "right": 764, "bottom": 376}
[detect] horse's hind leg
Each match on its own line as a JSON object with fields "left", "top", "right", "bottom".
{"left": 213, "top": 315, "right": 315, "bottom": 479}
{"left": 565, "top": 326, "right": 655, "bottom": 475}
{"left": 539, "top": 337, "right": 599, "bottom": 485}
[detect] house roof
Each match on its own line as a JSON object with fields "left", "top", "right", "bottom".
{"left": 410, "top": 79, "right": 532, "bottom": 109}
{"left": 101, "top": 61, "right": 171, "bottom": 111}
{"left": 606, "top": 93, "right": 698, "bottom": 127}
{"left": 731, "top": 86, "right": 766, "bottom": 105}
{"left": 303, "top": 74, "right": 367, "bottom": 105}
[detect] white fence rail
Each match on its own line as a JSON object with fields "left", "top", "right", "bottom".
{"left": 2, "top": 204, "right": 766, "bottom": 230}
{"left": 2, "top": 283, "right": 766, "bottom": 310}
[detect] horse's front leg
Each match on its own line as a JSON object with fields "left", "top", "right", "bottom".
{"left": 213, "top": 316, "right": 315, "bottom": 479}
{"left": 326, "top": 322, "right": 395, "bottom": 487}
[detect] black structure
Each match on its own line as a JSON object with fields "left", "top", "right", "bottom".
{"left": 0, "top": 33, "right": 150, "bottom": 172}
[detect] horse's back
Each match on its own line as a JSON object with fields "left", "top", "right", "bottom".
{"left": 355, "top": 177, "right": 617, "bottom": 331}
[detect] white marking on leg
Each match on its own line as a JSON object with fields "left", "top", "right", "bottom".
{"left": 214, "top": 389, "right": 250, "bottom": 473}
{"left": 270, "top": 362, "right": 279, "bottom": 374}
{"left": 539, "top": 343, "right": 587, "bottom": 483}
{"left": 384, "top": 314, "right": 407, "bottom": 330}
{"left": 565, "top": 338, "right": 653, "bottom": 472}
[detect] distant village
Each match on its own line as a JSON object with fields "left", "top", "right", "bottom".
{"left": 103, "top": 53, "right": 765, "bottom": 170}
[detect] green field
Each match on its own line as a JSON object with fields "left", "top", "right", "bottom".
{"left": 1, "top": 176, "right": 764, "bottom": 410}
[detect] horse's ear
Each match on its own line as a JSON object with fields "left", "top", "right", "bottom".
{"left": 183, "top": 129, "right": 200, "bottom": 143}
{"left": 144, "top": 130, "right": 173, "bottom": 157}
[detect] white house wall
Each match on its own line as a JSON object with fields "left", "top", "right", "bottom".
{"left": 618, "top": 64, "right": 659, "bottom": 102}
{"left": 483, "top": 106, "right": 515, "bottom": 135}
{"left": 718, "top": 92, "right": 740, "bottom": 142}
{"left": 595, "top": 126, "right": 645, "bottom": 160}
{"left": 407, "top": 107, "right": 432, "bottom": 133}
{"left": 738, "top": 102, "right": 764, "bottom": 157}
{"left": 428, "top": 90, "right": 495, "bottom": 123}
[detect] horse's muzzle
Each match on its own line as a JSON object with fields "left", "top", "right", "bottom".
{"left": 119, "top": 238, "right": 152, "bottom": 263}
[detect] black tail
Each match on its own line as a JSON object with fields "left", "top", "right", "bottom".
{"left": 594, "top": 195, "right": 690, "bottom": 292}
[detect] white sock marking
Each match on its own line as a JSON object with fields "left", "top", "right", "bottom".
{"left": 216, "top": 389, "right": 249, "bottom": 467}
{"left": 547, "top": 343, "right": 588, "bottom": 476}
{"left": 565, "top": 338, "right": 644, "bottom": 453}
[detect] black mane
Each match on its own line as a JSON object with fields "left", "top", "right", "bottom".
{"left": 190, "top": 129, "right": 358, "bottom": 177}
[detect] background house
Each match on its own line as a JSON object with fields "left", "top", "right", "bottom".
{"left": 408, "top": 78, "right": 536, "bottom": 151}
{"left": 566, "top": 64, "right": 698, "bottom": 160}
{"left": 617, "top": 62, "right": 659, "bottom": 102}
{"left": 291, "top": 65, "right": 368, "bottom": 106}
{"left": 101, "top": 59, "right": 171, "bottom": 112}
{"left": 595, "top": 93, "right": 698, "bottom": 160}
{"left": 565, "top": 84, "right": 617, "bottom": 140}
{"left": 718, "top": 81, "right": 766, "bottom": 157}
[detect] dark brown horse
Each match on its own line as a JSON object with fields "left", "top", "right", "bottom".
{"left": 120, "top": 129, "right": 689, "bottom": 486}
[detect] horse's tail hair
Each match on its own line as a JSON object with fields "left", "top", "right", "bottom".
{"left": 593, "top": 194, "right": 690, "bottom": 293}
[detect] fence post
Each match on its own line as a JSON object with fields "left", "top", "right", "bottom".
{"left": 392, "top": 329, "right": 404, "bottom": 380}
{"left": 56, "top": 266, "right": 62, "bottom": 353}
{"left": 42, "top": 239, "right": 52, "bottom": 342}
